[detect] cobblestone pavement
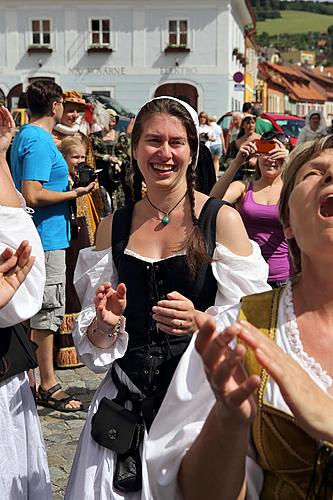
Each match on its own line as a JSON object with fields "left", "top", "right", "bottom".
{"left": 36, "top": 366, "right": 104, "bottom": 499}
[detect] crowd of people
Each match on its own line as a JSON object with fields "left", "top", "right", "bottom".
{"left": 1, "top": 81, "right": 333, "bottom": 499}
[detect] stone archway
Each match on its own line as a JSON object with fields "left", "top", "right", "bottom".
{"left": 7, "top": 77, "right": 56, "bottom": 110}
{"left": 0, "top": 88, "right": 5, "bottom": 105}
{"left": 7, "top": 83, "right": 23, "bottom": 110}
{"left": 154, "top": 83, "right": 198, "bottom": 110}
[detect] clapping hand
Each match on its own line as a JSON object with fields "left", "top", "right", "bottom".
{"left": 195, "top": 313, "right": 259, "bottom": 426}
{"left": 0, "top": 240, "right": 35, "bottom": 309}
{"left": 152, "top": 291, "right": 196, "bottom": 335}
{"left": 0, "top": 106, "right": 15, "bottom": 154}
{"left": 95, "top": 281, "right": 127, "bottom": 329}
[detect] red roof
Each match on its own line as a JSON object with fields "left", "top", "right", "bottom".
{"left": 262, "top": 62, "right": 326, "bottom": 103}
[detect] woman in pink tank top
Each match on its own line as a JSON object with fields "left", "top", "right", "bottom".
{"left": 210, "top": 132, "right": 293, "bottom": 287}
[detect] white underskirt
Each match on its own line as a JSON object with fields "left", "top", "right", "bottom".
{"left": 0, "top": 371, "right": 51, "bottom": 499}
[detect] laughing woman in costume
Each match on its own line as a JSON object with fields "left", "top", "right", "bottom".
{"left": 65, "top": 97, "right": 269, "bottom": 499}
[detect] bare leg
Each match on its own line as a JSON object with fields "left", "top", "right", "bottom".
{"left": 213, "top": 155, "right": 220, "bottom": 178}
{"left": 32, "top": 328, "right": 81, "bottom": 410}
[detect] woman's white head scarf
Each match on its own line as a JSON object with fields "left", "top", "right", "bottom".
{"left": 303, "top": 109, "right": 327, "bottom": 137}
{"left": 135, "top": 96, "right": 200, "bottom": 169}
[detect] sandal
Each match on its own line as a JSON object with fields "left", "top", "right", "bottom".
{"left": 36, "top": 383, "right": 83, "bottom": 412}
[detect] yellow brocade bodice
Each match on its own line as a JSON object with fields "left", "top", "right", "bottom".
{"left": 239, "top": 289, "right": 333, "bottom": 499}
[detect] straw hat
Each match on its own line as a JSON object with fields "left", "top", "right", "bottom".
{"left": 63, "top": 90, "right": 87, "bottom": 110}
{"left": 106, "top": 108, "right": 119, "bottom": 124}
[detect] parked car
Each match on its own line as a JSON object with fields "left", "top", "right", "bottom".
{"left": 218, "top": 111, "right": 305, "bottom": 148}
{"left": 83, "top": 94, "right": 135, "bottom": 132}
{"left": 258, "top": 113, "right": 305, "bottom": 147}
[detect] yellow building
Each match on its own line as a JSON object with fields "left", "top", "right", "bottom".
{"left": 244, "top": 27, "right": 258, "bottom": 102}
{"left": 281, "top": 50, "right": 316, "bottom": 65}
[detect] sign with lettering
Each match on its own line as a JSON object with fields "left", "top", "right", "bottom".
{"left": 69, "top": 67, "right": 125, "bottom": 76}
{"left": 234, "top": 83, "right": 245, "bottom": 91}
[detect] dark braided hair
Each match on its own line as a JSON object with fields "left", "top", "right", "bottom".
{"left": 132, "top": 162, "right": 144, "bottom": 201}
{"left": 184, "top": 165, "right": 211, "bottom": 276}
{"left": 131, "top": 97, "right": 212, "bottom": 275}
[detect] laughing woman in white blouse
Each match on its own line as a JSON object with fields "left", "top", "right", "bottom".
{"left": 65, "top": 97, "right": 270, "bottom": 500}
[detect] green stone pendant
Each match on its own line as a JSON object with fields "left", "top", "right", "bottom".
{"left": 162, "top": 215, "right": 170, "bottom": 225}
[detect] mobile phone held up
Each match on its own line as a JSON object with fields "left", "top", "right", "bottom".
{"left": 255, "top": 139, "right": 276, "bottom": 154}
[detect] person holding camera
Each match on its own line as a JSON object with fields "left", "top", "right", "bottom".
{"left": 10, "top": 81, "right": 94, "bottom": 412}
{"left": 198, "top": 111, "right": 216, "bottom": 148}
{"left": 210, "top": 131, "right": 292, "bottom": 287}
{"left": 224, "top": 114, "right": 261, "bottom": 180}
{"left": 52, "top": 136, "right": 100, "bottom": 369}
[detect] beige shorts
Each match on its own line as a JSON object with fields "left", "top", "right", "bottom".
{"left": 30, "top": 249, "right": 66, "bottom": 333}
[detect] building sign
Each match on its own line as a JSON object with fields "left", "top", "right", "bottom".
{"left": 68, "top": 66, "right": 197, "bottom": 77}
{"left": 69, "top": 67, "right": 125, "bottom": 76}
{"left": 234, "top": 83, "right": 245, "bottom": 91}
{"left": 160, "top": 67, "right": 198, "bottom": 75}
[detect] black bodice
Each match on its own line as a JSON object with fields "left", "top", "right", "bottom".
{"left": 112, "top": 198, "right": 228, "bottom": 398}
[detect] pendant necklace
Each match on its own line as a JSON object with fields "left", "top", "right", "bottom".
{"left": 145, "top": 191, "right": 188, "bottom": 225}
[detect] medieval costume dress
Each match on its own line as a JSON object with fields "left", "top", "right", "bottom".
{"left": 145, "top": 284, "right": 333, "bottom": 500}
{"left": 64, "top": 199, "right": 270, "bottom": 500}
{"left": 90, "top": 129, "right": 127, "bottom": 212}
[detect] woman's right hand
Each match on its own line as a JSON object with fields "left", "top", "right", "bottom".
{"left": 0, "top": 240, "right": 35, "bottom": 309}
{"left": 94, "top": 281, "right": 127, "bottom": 329}
{"left": 195, "top": 312, "right": 260, "bottom": 426}
{"left": 234, "top": 141, "right": 257, "bottom": 166}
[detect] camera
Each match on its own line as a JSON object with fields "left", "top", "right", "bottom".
{"left": 76, "top": 162, "right": 98, "bottom": 187}
{"left": 254, "top": 139, "right": 276, "bottom": 154}
{"left": 199, "top": 132, "right": 209, "bottom": 143}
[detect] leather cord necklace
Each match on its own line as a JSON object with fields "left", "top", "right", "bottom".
{"left": 145, "top": 191, "right": 188, "bottom": 225}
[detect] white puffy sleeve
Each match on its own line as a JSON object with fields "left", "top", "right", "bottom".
{"left": 0, "top": 204, "right": 45, "bottom": 327}
{"left": 73, "top": 246, "right": 128, "bottom": 373}
{"left": 145, "top": 305, "right": 263, "bottom": 499}
{"left": 209, "top": 240, "right": 270, "bottom": 316}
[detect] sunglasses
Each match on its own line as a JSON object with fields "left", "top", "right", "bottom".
{"left": 261, "top": 131, "right": 290, "bottom": 146}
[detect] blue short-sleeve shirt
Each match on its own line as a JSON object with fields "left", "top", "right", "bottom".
{"left": 11, "top": 124, "right": 71, "bottom": 251}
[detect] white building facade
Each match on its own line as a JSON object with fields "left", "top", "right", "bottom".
{"left": 0, "top": 0, "right": 254, "bottom": 115}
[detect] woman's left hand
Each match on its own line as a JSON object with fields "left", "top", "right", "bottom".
{"left": 152, "top": 291, "right": 196, "bottom": 335}
{"left": 268, "top": 141, "right": 288, "bottom": 162}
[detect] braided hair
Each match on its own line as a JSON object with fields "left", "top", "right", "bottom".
{"left": 131, "top": 97, "right": 211, "bottom": 275}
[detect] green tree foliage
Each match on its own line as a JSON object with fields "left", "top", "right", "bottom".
{"left": 254, "top": 1, "right": 333, "bottom": 63}
{"left": 254, "top": 0, "right": 333, "bottom": 17}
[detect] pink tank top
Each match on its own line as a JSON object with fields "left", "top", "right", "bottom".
{"left": 238, "top": 183, "right": 292, "bottom": 282}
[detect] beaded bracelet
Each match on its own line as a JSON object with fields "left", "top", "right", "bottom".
{"left": 93, "top": 318, "right": 121, "bottom": 338}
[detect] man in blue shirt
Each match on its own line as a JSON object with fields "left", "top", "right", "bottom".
{"left": 11, "top": 81, "right": 94, "bottom": 411}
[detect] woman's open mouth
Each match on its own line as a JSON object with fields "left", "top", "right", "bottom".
{"left": 151, "top": 163, "right": 175, "bottom": 173}
{"left": 320, "top": 195, "right": 333, "bottom": 217}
